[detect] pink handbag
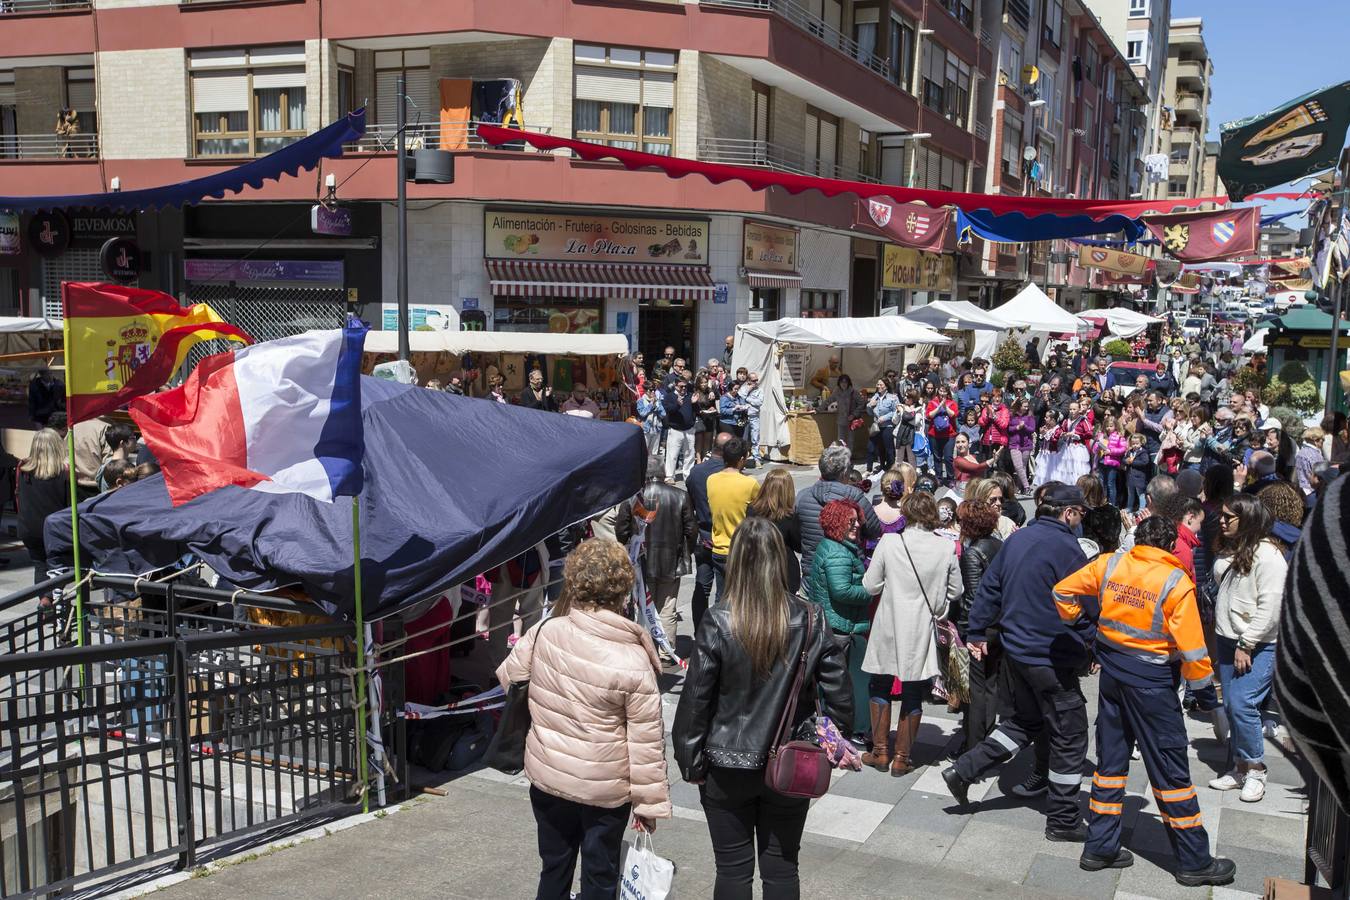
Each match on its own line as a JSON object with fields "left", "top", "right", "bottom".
{"left": 763, "top": 609, "right": 832, "bottom": 799}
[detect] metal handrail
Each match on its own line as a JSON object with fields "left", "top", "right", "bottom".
{"left": 344, "top": 120, "right": 551, "bottom": 153}
{"left": 0, "top": 132, "right": 99, "bottom": 159}
{"left": 701, "top": 0, "right": 891, "bottom": 81}
{"left": 0, "top": 0, "right": 90, "bottom": 12}
{"left": 697, "top": 137, "right": 880, "bottom": 183}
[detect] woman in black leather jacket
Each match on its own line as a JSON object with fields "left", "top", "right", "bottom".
{"left": 955, "top": 499, "right": 1004, "bottom": 755}
{"left": 673, "top": 517, "right": 851, "bottom": 900}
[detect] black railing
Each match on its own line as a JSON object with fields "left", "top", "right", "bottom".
{"left": 1307, "top": 772, "right": 1350, "bottom": 896}
{"left": 0, "top": 574, "right": 404, "bottom": 898}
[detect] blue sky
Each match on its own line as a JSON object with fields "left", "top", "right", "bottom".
{"left": 1173, "top": 0, "right": 1345, "bottom": 141}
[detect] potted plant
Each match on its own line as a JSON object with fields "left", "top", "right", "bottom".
{"left": 1102, "top": 338, "right": 1134, "bottom": 361}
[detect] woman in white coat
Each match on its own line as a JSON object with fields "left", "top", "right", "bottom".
{"left": 860, "top": 490, "right": 962, "bottom": 776}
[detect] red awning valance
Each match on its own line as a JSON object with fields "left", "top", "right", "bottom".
{"left": 486, "top": 259, "right": 713, "bottom": 300}
{"left": 746, "top": 270, "right": 802, "bottom": 288}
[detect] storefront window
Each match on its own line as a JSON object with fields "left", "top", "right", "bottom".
{"left": 801, "top": 290, "right": 840, "bottom": 318}
{"left": 493, "top": 298, "right": 603, "bottom": 334}
{"left": 748, "top": 288, "right": 780, "bottom": 323}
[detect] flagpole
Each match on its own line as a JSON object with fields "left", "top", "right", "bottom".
{"left": 59, "top": 287, "right": 85, "bottom": 648}
{"left": 352, "top": 493, "right": 370, "bottom": 814}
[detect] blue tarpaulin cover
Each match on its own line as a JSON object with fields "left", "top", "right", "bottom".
{"left": 0, "top": 110, "right": 366, "bottom": 213}
{"left": 955, "top": 208, "right": 1147, "bottom": 244}
{"left": 44, "top": 378, "right": 645, "bottom": 619}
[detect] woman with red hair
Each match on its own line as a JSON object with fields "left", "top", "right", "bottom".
{"left": 806, "top": 498, "right": 875, "bottom": 745}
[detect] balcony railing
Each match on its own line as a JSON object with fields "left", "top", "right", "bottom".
{"left": 975, "top": 121, "right": 990, "bottom": 142}
{"left": 344, "top": 121, "right": 551, "bottom": 154}
{"left": 702, "top": 0, "right": 891, "bottom": 81}
{"left": 0, "top": 132, "right": 99, "bottom": 159}
{"left": 698, "top": 137, "right": 880, "bottom": 183}
{"left": 0, "top": 0, "right": 90, "bottom": 12}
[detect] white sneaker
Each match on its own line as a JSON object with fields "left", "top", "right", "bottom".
{"left": 1240, "top": 768, "right": 1267, "bottom": 802}
{"left": 1208, "top": 771, "right": 1243, "bottom": 791}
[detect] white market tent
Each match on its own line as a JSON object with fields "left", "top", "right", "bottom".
{"left": 732, "top": 316, "right": 949, "bottom": 450}
{"left": 991, "top": 284, "right": 1083, "bottom": 333}
{"left": 903, "top": 300, "right": 1011, "bottom": 362}
{"left": 363, "top": 329, "right": 628, "bottom": 357}
{"left": 1243, "top": 329, "right": 1268, "bottom": 354}
{"left": 1078, "top": 307, "right": 1165, "bottom": 340}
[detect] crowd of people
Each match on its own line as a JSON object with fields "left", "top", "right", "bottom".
{"left": 489, "top": 313, "right": 1341, "bottom": 899}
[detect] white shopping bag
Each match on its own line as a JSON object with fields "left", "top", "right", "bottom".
{"left": 619, "top": 832, "right": 674, "bottom": 900}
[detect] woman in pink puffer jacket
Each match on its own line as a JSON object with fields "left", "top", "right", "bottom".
{"left": 498, "top": 538, "right": 671, "bottom": 899}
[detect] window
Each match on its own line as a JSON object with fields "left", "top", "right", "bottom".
{"left": 801, "top": 290, "right": 840, "bottom": 318}
{"left": 574, "top": 45, "right": 676, "bottom": 155}
{"left": 1083, "top": 45, "right": 1098, "bottom": 84}
{"left": 853, "top": 8, "right": 878, "bottom": 65}
{"left": 752, "top": 81, "right": 771, "bottom": 146}
{"left": 1002, "top": 110, "right": 1023, "bottom": 173}
{"left": 1043, "top": 0, "right": 1063, "bottom": 47}
{"left": 939, "top": 153, "right": 966, "bottom": 191}
{"left": 374, "top": 49, "right": 432, "bottom": 130}
{"left": 1126, "top": 33, "right": 1146, "bottom": 63}
{"left": 922, "top": 43, "right": 971, "bottom": 128}
{"left": 940, "top": 0, "right": 973, "bottom": 30}
{"left": 1106, "top": 65, "right": 1116, "bottom": 101}
{"left": 1001, "top": 41, "right": 1023, "bottom": 85}
{"left": 1082, "top": 101, "right": 1094, "bottom": 145}
{"left": 804, "top": 107, "right": 838, "bottom": 176}
{"left": 1037, "top": 136, "right": 1055, "bottom": 187}
{"left": 64, "top": 68, "right": 96, "bottom": 136}
{"left": 1168, "top": 178, "right": 1187, "bottom": 197}
{"left": 889, "top": 14, "right": 916, "bottom": 91}
{"left": 858, "top": 127, "right": 873, "bottom": 178}
{"left": 191, "top": 46, "right": 307, "bottom": 157}
{"left": 1129, "top": 0, "right": 1148, "bottom": 17}
{"left": 335, "top": 45, "right": 356, "bottom": 116}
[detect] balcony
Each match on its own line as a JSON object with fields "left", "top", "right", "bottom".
{"left": 701, "top": 0, "right": 890, "bottom": 81}
{"left": 1176, "top": 59, "right": 1205, "bottom": 85}
{"left": 345, "top": 121, "right": 552, "bottom": 154}
{"left": 1176, "top": 92, "right": 1202, "bottom": 116}
{"left": 0, "top": 132, "right": 98, "bottom": 160}
{"left": 0, "top": 0, "right": 89, "bottom": 12}
{"left": 697, "top": 137, "right": 880, "bottom": 183}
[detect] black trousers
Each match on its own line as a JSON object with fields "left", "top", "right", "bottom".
{"left": 701, "top": 766, "right": 810, "bottom": 900}
{"left": 692, "top": 542, "right": 716, "bottom": 630}
{"left": 954, "top": 661, "right": 1088, "bottom": 830}
{"left": 530, "top": 786, "right": 630, "bottom": 900}
{"left": 962, "top": 638, "right": 1003, "bottom": 755}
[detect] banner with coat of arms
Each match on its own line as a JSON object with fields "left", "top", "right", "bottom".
{"left": 853, "top": 198, "right": 952, "bottom": 252}
{"left": 1075, "top": 245, "right": 1152, "bottom": 277}
{"left": 1217, "top": 80, "right": 1350, "bottom": 201}
{"left": 1142, "top": 206, "right": 1260, "bottom": 262}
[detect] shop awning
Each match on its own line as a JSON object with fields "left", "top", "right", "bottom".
{"left": 485, "top": 259, "right": 714, "bottom": 300}
{"left": 746, "top": 270, "right": 803, "bottom": 289}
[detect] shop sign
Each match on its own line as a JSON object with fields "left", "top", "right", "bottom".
{"left": 381, "top": 303, "right": 457, "bottom": 331}
{"left": 743, "top": 221, "right": 798, "bottom": 272}
{"left": 0, "top": 213, "right": 18, "bottom": 256}
{"left": 311, "top": 204, "right": 353, "bottom": 237}
{"left": 461, "top": 297, "right": 479, "bottom": 310}
{"left": 184, "top": 258, "right": 345, "bottom": 286}
{"left": 28, "top": 211, "right": 70, "bottom": 257}
{"left": 713, "top": 282, "right": 729, "bottom": 304}
{"left": 1299, "top": 335, "right": 1333, "bottom": 349}
{"left": 99, "top": 237, "right": 141, "bottom": 283}
{"left": 881, "top": 245, "right": 954, "bottom": 291}
{"left": 485, "top": 211, "right": 709, "bottom": 264}
{"left": 69, "top": 212, "right": 136, "bottom": 248}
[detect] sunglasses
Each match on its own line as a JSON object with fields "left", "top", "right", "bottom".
{"left": 1219, "top": 511, "right": 1239, "bottom": 523}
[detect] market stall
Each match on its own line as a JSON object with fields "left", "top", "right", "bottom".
{"left": 902, "top": 300, "right": 1012, "bottom": 364}
{"left": 1077, "top": 307, "right": 1165, "bottom": 339}
{"left": 731, "top": 316, "right": 948, "bottom": 465}
{"left": 363, "top": 329, "right": 631, "bottom": 418}
{"left": 991, "top": 284, "right": 1086, "bottom": 362}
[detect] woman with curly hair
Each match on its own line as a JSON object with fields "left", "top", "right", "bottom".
{"left": 1207, "top": 494, "right": 1287, "bottom": 804}
{"left": 806, "top": 498, "right": 874, "bottom": 743}
{"left": 498, "top": 538, "right": 671, "bottom": 898}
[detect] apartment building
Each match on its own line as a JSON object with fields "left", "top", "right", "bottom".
{"left": 1161, "top": 17, "right": 1212, "bottom": 201}
{"left": 0, "top": 0, "right": 999, "bottom": 365}
{"left": 981, "top": 0, "right": 1147, "bottom": 310}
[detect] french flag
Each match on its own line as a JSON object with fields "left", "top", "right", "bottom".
{"left": 129, "top": 317, "right": 368, "bottom": 507}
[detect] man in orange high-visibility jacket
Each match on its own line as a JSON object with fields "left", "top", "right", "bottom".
{"left": 1053, "top": 515, "right": 1237, "bottom": 888}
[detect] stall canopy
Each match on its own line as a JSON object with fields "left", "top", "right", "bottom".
{"left": 44, "top": 378, "right": 644, "bottom": 619}
{"left": 732, "top": 316, "right": 948, "bottom": 451}
{"left": 1078, "top": 308, "right": 1165, "bottom": 339}
{"left": 902, "top": 300, "right": 1010, "bottom": 361}
{"left": 364, "top": 329, "right": 628, "bottom": 357}
{"left": 0, "top": 111, "right": 366, "bottom": 213}
{"left": 991, "top": 284, "right": 1084, "bottom": 334}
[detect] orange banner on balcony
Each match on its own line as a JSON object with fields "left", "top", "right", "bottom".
{"left": 439, "top": 79, "right": 472, "bottom": 151}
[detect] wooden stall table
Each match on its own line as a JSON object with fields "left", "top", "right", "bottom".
{"left": 785, "top": 410, "right": 828, "bottom": 466}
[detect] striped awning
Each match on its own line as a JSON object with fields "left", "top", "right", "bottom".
{"left": 486, "top": 259, "right": 714, "bottom": 300}
{"left": 746, "top": 269, "right": 803, "bottom": 288}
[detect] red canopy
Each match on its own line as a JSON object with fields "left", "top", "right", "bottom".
{"left": 476, "top": 124, "right": 1222, "bottom": 223}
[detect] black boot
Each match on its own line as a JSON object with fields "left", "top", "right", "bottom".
{"left": 1080, "top": 848, "right": 1134, "bottom": 871}
{"left": 942, "top": 766, "right": 971, "bottom": 806}
{"left": 1045, "top": 823, "right": 1089, "bottom": 843}
{"left": 1175, "top": 858, "right": 1237, "bottom": 887}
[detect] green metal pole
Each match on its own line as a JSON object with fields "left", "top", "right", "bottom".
{"left": 60, "top": 290, "right": 84, "bottom": 650}
{"left": 352, "top": 493, "right": 370, "bottom": 814}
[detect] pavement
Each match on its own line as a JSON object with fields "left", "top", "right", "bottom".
{"left": 1, "top": 465, "right": 1306, "bottom": 899}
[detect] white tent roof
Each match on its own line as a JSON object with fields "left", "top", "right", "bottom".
{"left": 1078, "top": 307, "right": 1165, "bottom": 339}
{"left": 1243, "top": 329, "right": 1267, "bottom": 353}
{"left": 991, "top": 284, "right": 1083, "bottom": 333}
{"left": 364, "top": 329, "right": 628, "bottom": 357}
{"left": 903, "top": 300, "right": 1011, "bottom": 332}
{"left": 0, "top": 317, "right": 61, "bottom": 333}
{"left": 736, "top": 316, "right": 949, "bottom": 348}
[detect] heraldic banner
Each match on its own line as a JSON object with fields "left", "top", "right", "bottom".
{"left": 1217, "top": 80, "right": 1350, "bottom": 201}
{"left": 853, "top": 198, "right": 952, "bottom": 252}
{"left": 1143, "top": 206, "right": 1260, "bottom": 262}
{"left": 63, "top": 282, "right": 252, "bottom": 423}
{"left": 1076, "top": 245, "right": 1151, "bottom": 277}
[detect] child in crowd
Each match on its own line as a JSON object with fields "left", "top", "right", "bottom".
{"left": 1123, "top": 432, "right": 1151, "bottom": 513}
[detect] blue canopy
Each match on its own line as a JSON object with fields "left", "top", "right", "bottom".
{"left": 956, "top": 207, "right": 1146, "bottom": 244}
{"left": 0, "top": 110, "right": 366, "bottom": 213}
{"left": 44, "top": 377, "right": 645, "bottom": 619}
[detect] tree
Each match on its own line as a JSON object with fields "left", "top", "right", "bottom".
{"left": 1262, "top": 361, "right": 1320, "bottom": 416}
{"left": 992, "top": 336, "right": 1029, "bottom": 381}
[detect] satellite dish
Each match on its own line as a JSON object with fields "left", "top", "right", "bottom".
{"left": 1023, "top": 145, "right": 1038, "bottom": 161}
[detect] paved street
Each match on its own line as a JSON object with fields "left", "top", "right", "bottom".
{"left": 146, "top": 463, "right": 1308, "bottom": 900}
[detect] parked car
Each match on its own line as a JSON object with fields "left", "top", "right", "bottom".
{"left": 1182, "top": 317, "right": 1207, "bottom": 340}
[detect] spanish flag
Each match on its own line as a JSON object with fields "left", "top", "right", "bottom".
{"left": 63, "top": 282, "right": 253, "bottom": 424}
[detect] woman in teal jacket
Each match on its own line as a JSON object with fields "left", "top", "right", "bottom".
{"left": 807, "top": 499, "right": 878, "bottom": 744}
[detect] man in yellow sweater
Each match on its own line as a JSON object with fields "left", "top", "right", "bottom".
{"left": 705, "top": 437, "right": 760, "bottom": 603}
